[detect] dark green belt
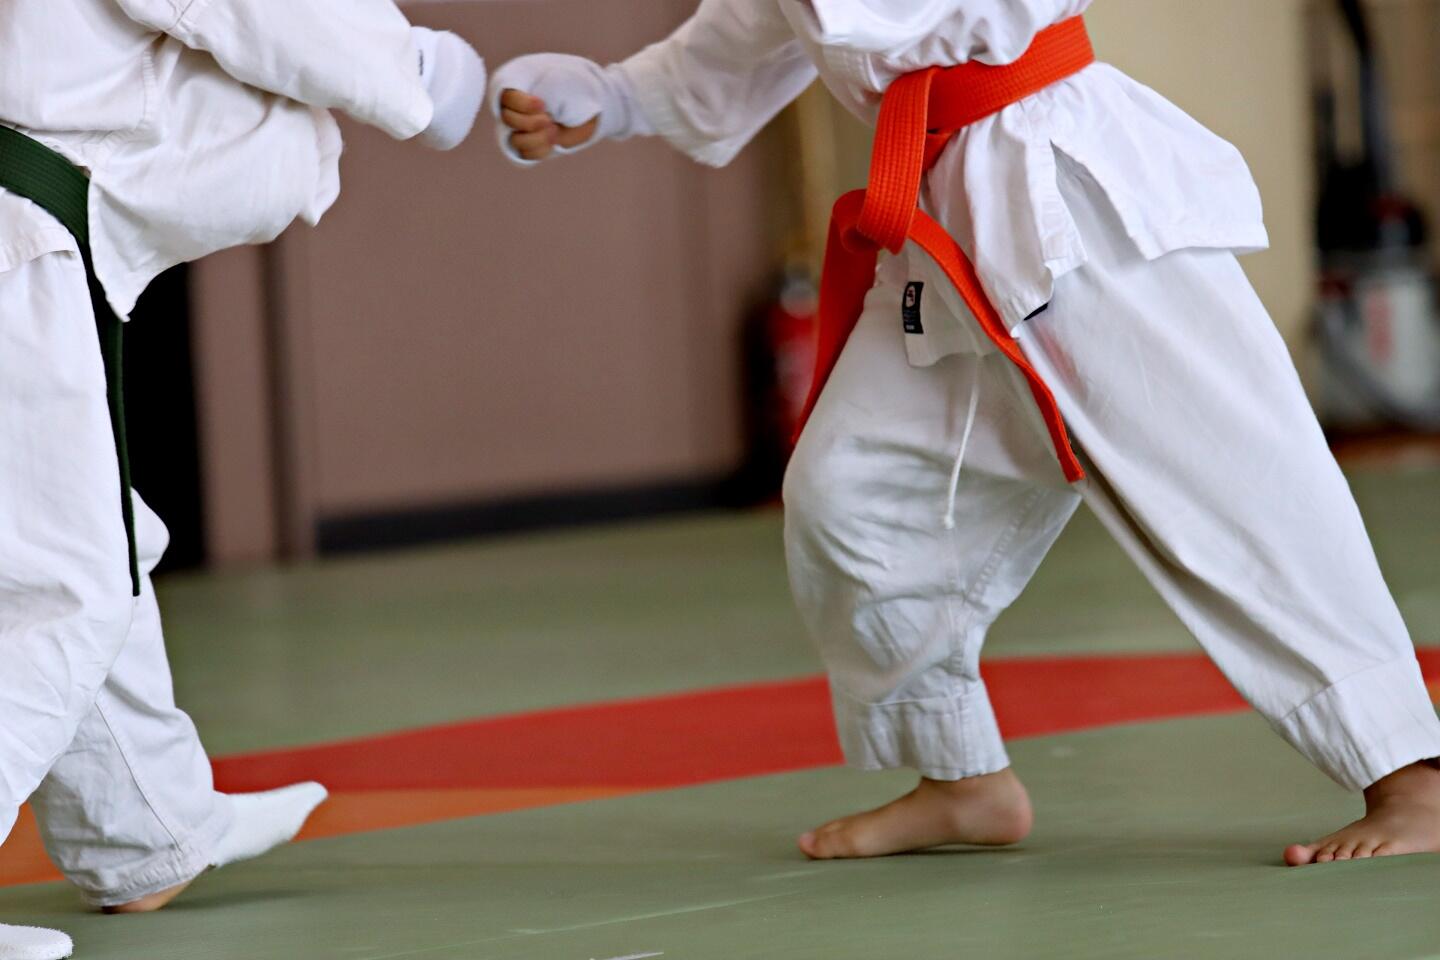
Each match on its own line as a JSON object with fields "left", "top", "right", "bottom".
{"left": 0, "top": 125, "right": 139, "bottom": 596}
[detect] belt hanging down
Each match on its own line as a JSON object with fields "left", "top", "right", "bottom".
{"left": 0, "top": 125, "right": 141, "bottom": 596}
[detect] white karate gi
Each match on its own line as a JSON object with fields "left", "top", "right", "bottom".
{"left": 0, "top": 0, "right": 433, "bottom": 905}
{"left": 617, "top": 0, "right": 1440, "bottom": 790}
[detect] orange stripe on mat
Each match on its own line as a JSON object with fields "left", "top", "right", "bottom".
{"left": 1, "top": 808, "right": 58, "bottom": 888}
{"left": 296, "top": 787, "right": 643, "bottom": 841}
{"left": 4, "top": 650, "right": 1438, "bottom": 888}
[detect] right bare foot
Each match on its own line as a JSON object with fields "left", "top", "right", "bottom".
{"left": 798, "top": 768, "right": 1033, "bottom": 860}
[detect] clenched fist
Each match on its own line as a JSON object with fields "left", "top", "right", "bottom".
{"left": 489, "top": 54, "right": 652, "bottom": 166}
{"left": 497, "top": 89, "right": 599, "bottom": 162}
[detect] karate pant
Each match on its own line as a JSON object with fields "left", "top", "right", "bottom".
{"left": 0, "top": 246, "right": 231, "bottom": 907}
{"left": 784, "top": 157, "right": 1440, "bottom": 792}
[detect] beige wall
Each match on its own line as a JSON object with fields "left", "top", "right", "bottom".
{"left": 194, "top": 0, "right": 780, "bottom": 562}
{"left": 190, "top": 246, "right": 279, "bottom": 564}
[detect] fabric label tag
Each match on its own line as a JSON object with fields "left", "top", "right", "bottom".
{"left": 902, "top": 281, "right": 925, "bottom": 335}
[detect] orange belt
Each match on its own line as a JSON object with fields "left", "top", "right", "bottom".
{"left": 799, "top": 17, "right": 1094, "bottom": 483}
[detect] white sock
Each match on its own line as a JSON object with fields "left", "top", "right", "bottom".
{"left": 210, "top": 782, "right": 328, "bottom": 869}
{"left": 413, "top": 27, "right": 487, "bottom": 151}
{"left": 0, "top": 925, "right": 72, "bottom": 960}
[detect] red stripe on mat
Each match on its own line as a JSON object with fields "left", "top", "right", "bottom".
{"left": 213, "top": 652, "right": 1267, "bottom": 793}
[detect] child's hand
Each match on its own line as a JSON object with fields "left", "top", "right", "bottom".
{"left": 489, "top": 54, "right": 653, "bottom": 166}
{"left": 496, "top": 89, "right": 599, "bottom": 162}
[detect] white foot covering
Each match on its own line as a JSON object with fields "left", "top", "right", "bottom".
{"left": 412, "top": 27, "right": 487, "bottom": 150}
{"left": 211, "top": 782, "right": 328, "bottom": 869}
{"left": 0, "top": 925, "right": 72, "bottom": 960}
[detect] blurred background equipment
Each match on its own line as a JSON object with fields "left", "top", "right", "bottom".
{"left": 1312, "top": 0, "right": 1440, "bottom": 432}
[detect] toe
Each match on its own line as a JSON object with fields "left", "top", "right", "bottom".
{"left": 1283, "top": 843, "right": 1316, "bottom": 867}
{"left": 798, "top": 822, "right": 854, "bottom": 860}
{"left": 1331, "top": 837, "right": 1362, "bottom": 861}
{"left": 1353, "top": 839, "right": 1381, "bottom": 859}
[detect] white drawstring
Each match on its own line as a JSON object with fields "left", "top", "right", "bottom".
{"left": 942, "top": 358, "right": 982, "bottom": 530}
{"left": 943, "top": 318, "right": 989, "bottom": 531}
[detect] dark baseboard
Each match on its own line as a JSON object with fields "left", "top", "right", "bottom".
{"left": 315, "top": 473, "right": 747, "bottom": 555}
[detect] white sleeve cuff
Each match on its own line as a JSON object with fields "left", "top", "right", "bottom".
{"left": 616, "top": 44, "right": 750, "bottom": 169}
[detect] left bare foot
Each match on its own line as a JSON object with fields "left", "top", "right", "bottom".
{"left": 798, "top": 769, "right": 1033, "bottom": 860}
{"left": 1284, "top": 761, "right": 1440, "bottom": 866}
{"left": 101, "top": 881, "right": 192, "bottom": 915}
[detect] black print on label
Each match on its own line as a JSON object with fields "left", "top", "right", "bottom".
{"left": 902, "top": 281, "right": 925, "bottom": 334}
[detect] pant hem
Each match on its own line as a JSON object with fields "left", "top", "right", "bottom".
{"left": 1275, "top": 655, "right": 1440, "bottom": 792}
{"left": 74, "top": 793, "right": 233, "bottom": 909}
{"left": 831, "top": 684, "right": 1010, "bottom": 781}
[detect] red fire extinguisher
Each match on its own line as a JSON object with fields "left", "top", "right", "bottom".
{"left": 739, "top": 267, "right": 819, "bottom": 502}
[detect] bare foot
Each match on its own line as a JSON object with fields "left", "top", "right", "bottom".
{"left": 798, "top": 768, "right": 1033, "bottom": 860}
{"left": 101, "top": 881, "right": 193, "bottom": 915}
{"left": 1284, "top": 761, "right": 1440, "bottom": 866}
{"left": 101, "top": 781, "right": 327, "bottom": 913}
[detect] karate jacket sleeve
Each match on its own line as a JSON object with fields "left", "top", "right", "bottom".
{"left": 617, "top": 0, "right": 818, "bottom": 168}
{"left": 110, "top": 0, "right": 433, "bottom": 140}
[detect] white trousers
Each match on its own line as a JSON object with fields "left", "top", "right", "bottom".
{"left": 784, "top": 158, "right": 1440, "bottom": 792}
{"left": 0, "top": 247, "right": 231, "bottom": 906}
